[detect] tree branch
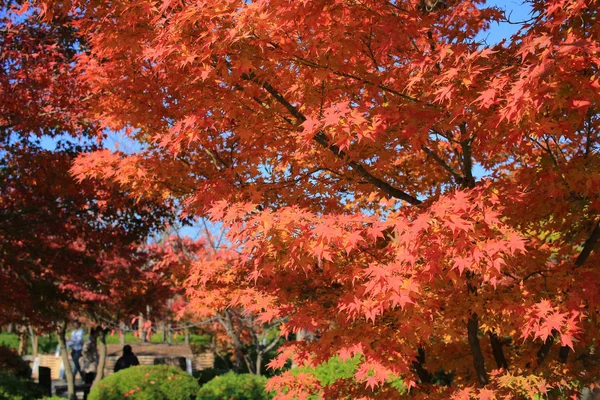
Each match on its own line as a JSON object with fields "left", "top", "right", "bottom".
{"left": 421, "top": 144, "right": 464, "bottom": 184}
{"left": 575, "top": 220, "right": 600, "bottom": 268}
{"left": 459, "top": 124, "right": 475, "bottom": 188}
{"left": 263, "top": 335, "right": 281, "bottom": 353}
{"left": 242, "top": 72, "right": 422, "bottom": 205}
{"left": 291, "top": 55, "right": 421, "bottom": 103}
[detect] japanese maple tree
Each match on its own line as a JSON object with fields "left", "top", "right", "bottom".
{"left": 151, "top": 232, "right": 284, "bottom": 376}
{"left": 38, "top": 0, "right": 600, "bottom": 398}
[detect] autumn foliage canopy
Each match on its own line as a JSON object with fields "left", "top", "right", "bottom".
{"left": 10, "top": 0, "right": 600, "bottom": 397}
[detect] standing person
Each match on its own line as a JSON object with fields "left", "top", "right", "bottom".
{"left": 66, "top": 320, "right": 84, "bottom": 381}
{"left": 114, "top": 345, "right": 139, "bottom": 373}
{"left": 81, "top": 327, "right": 100, "bottom": 383}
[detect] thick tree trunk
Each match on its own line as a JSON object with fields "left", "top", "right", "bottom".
{"left": 467, "top": 313, "right": 488, "bottom": 385}
{"left": 184, "top": 328, "right": 190, "bottom": 345}
{"left": 57, "top": 321, "right": 76, "bottom": 400}
{"left": 93, "top": 330, "right": 107, "bottom": 387}
{"left": 489, "top": 332, "right": 508, "bottom": 370}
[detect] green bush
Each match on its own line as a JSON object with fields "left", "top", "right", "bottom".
{"left": 0, "top": 373, "right": 44, "bottom": 400}
{"left": 193, "top": 368, "right": 227, "bottom": 386}
{"left": 88, "top": 365, "right": 199, "bottom": 400}
{"left": 0, "top": 332, "right": 58, "bottom": 355}
{"left": 0, "top": 335, "right": 19, "bottom": 352}
{"left": 197, "top": 372, "right": 272, "bottom": 400}
{"left": 292, "top": 356, "right": 406, "bottom": 399}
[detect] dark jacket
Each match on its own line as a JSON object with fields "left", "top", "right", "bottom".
{"left": 114, "top": 353, "right": 140, "bottom": 373}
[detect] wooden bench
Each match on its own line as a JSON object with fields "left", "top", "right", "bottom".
{"left": 194, "top": 353, "right": 215, "bottom": 370}
{"left": 31, "top": 347, "right": 215, "bottom": 379}
{"left": 103, "top": 343, "right": 213, "bottom": 375}
{"left": 103, "top": 354, "right": 191, "bottom": 375}
{"left": 32, "top": 354, "right": 64, "bottom": 380}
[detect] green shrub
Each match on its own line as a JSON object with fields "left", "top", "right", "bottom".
{"left": 0, "top": 332, "right": 59, "bottom": 355}
{"left": 302, "top": 355, "right": 361, "bottom": 386}
{"left": 0, "top": 335, "right": 19, "bottom": 352}
{"left": 88, "top": 365, "right": 199, "bottom": 400}
{"left": 0, "top": 347, "right": 30, "bottom": 378}
{"left": 292, "top": 356, "right": 406, "bottom": 399}
{"left": 0, "top": 373, "right": 44, "bottom": 400}
{"left": 197, "top": 372, "right": 272, "bottom": 400}
{"left": 193, "top": 368, "right": 227, "bottom": 386}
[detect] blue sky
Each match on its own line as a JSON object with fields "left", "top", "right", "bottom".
{"left": 482, "top": 0, "right": 533, "bottom": 44}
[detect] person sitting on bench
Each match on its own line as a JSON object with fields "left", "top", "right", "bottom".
{"left": 114, "top": 345, "right": 140, "bottom": 373}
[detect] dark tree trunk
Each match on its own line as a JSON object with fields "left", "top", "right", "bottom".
{"left": 412, "top": 347, "right": 432, "bottom": 384}
{"left": 489, "top": 332, "right": 508, "bottom": 370}
{"left": 467, "top": 313, "right": 488, "bottom": 385}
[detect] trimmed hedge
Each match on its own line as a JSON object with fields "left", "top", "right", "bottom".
{"left": 89, "top": 365, "right": 199, "bottom": 400}
{"left": 197, "top": 372, "right": 273, "bottom": 400}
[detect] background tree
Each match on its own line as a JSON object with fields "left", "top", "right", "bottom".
{"left": 1, "top": 2, "right": 175, "bottom": 398}
{"left": 152, "top": 232, "right": 284, "bottom": 377}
